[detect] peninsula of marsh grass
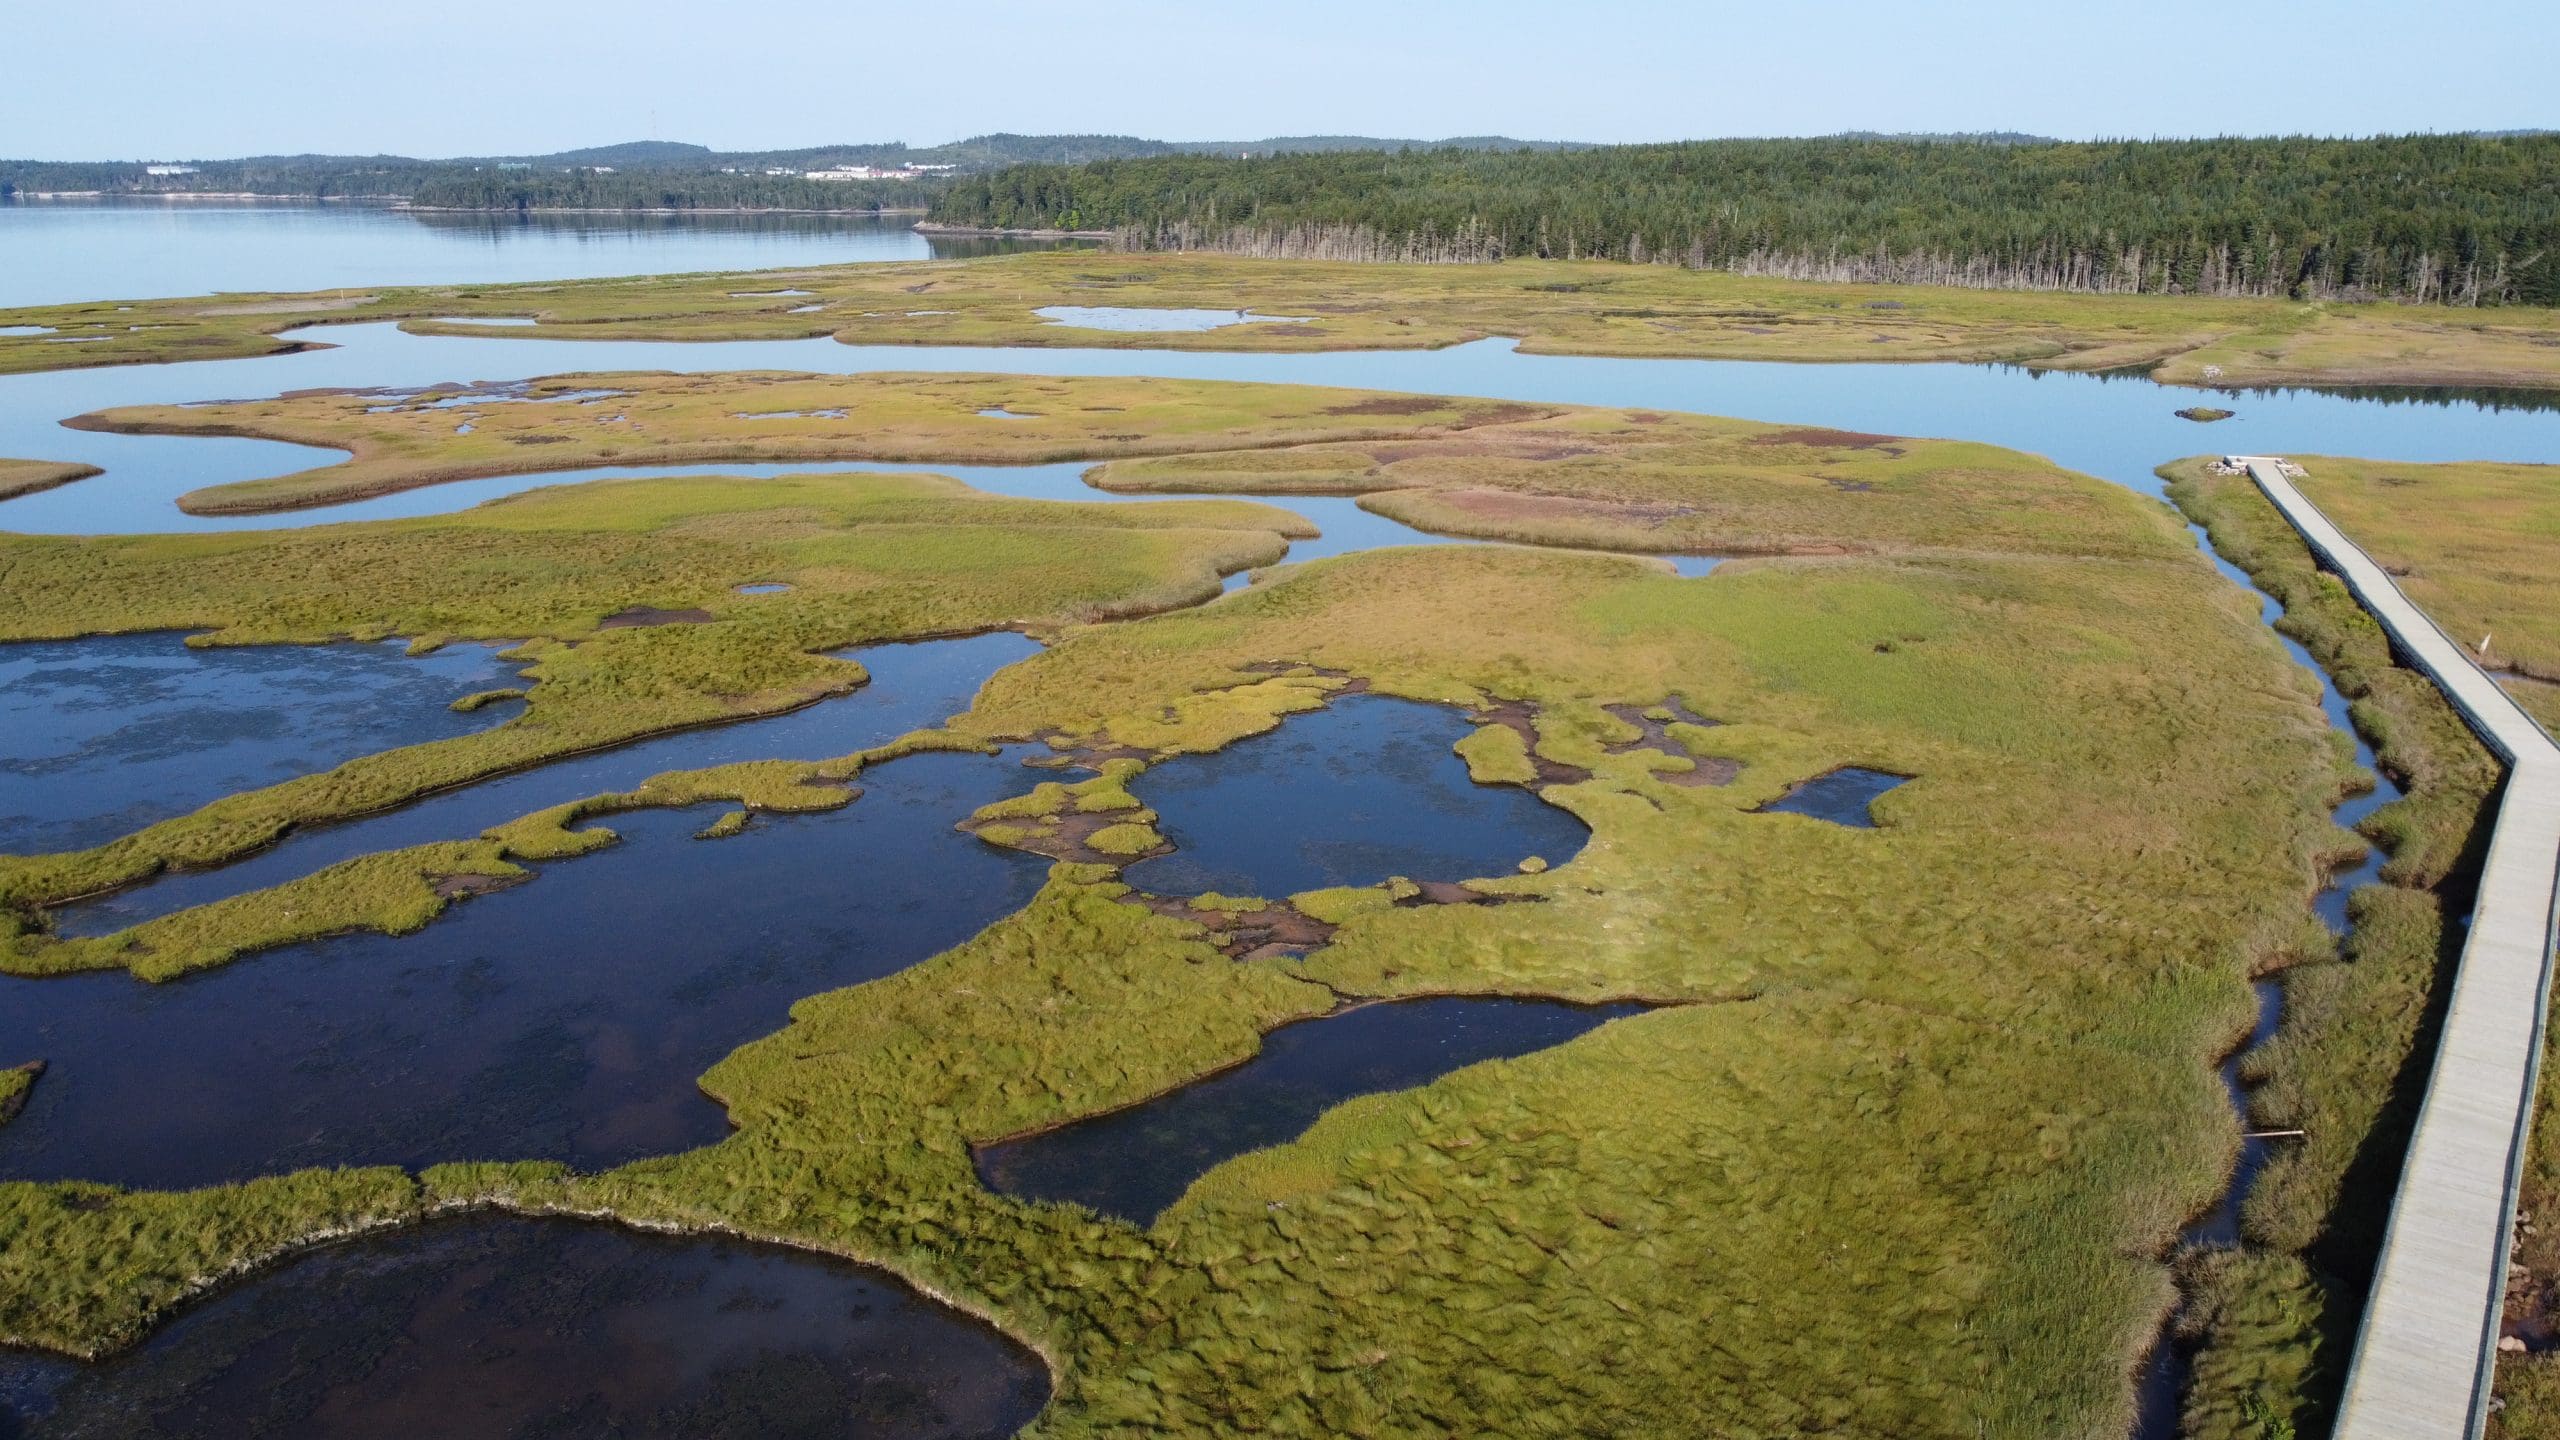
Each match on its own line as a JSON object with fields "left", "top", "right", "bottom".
{"left": 80, "top": 368, "right": 2161, "bottom": 559}
{"left": 9, "top": 250, "right": 2560, "bottom": 390}
{"left": 5, "top": 379, "right": 2436, "bottom": 1436}
{"left": 0, "top": 458, "right": 103, "bottom": 502}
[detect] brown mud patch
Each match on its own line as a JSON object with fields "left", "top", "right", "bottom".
{"left": 962, "top": 806, "right": 1171, "bottom": 867}
{"left": 1322, "top": 396, "right": 1454, "bottom": 417}
{"left": 599, "top": 605, "right": 716, "bottom": 629}
{"left": 1133, "top": 894, "right": 1338, "bottom": 962}
{"left": 429, "top": 872, "right": 530, "bottom": 902}
{"left": 1603, "top": 700, "right": 1740, "bottom": 787}
{"left": 1128, "top": 882, "right": 1536, "bottom": 963}
{"left": 1468, "top": 699, "right": 1592, "bottom": 786}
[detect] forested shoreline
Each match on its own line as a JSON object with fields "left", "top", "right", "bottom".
{"left": 929, "top": 135, "right": 2560, "bottom": 305}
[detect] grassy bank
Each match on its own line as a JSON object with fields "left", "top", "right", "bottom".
{"left": 2191, "top": 450, "right": 2560, "bottom": 1434}
{"left": 2263, "top": 455, "right": 2560, "bottom": 732}
{"left": 2162, "top": 457, "right": 2503, "bottom": 1438}
{"left": 8, "top": 250, "right": 2560, "bottom": 390}
{"left": 0, "top": 459, "right": 102, "bottom": 502}
{"left": 0, "top": 470, "right": 1299, "bottom": 922}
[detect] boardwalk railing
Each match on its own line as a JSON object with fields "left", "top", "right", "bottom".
{"left": 2227, "top": 457, "right": 2560, "bottom": 1440}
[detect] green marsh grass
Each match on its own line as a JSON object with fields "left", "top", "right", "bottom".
{"left": 10, "top": 250, "right": 2560, "bottom": 390}
{"left": 0, "top": 406, "right": 2396, "bottom": 1436}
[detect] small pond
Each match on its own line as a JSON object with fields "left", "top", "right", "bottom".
{"left": 1752, "top": 767, "right": 1910, "bottom": 827}
{"left": 975, "top": 996, "right": 1649, "bottom": 1225}
{"left": 0, "top": 634, "right": 526, "bottom": 857}
{"left": 1032, "top": 306, "right": 1312, "bottom": 332}
{"left": 0, "top": 1214, "right": 1048, "bottom": 1439}
{"left": 0, "top": 750, "right": 1047, "bottom": 1190}
{"left": 51, "top": 631, "right": 1036, "bottom": 936}
{"left": 1123, "top": 694, "right": 1589, "bottom": 898}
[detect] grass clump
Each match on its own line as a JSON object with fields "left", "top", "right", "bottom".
{"left": 447, "top": 686, "right": 526, "bottom": 712}
{"left": 0, "top": 1062, "right": 40, "bottom": 1126}
{"left": 1085, "top": 821, "right": 1166, "bottom": 857}
{"left": 1453, "top": 722, "right": 1538, "bottom": 785}
{"left": 693, "top": 809, "right": 752, "bottom": 840}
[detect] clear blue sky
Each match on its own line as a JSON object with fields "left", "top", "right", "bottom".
{"left": 8, "top": 0, "right": 2553, "bottom": 159}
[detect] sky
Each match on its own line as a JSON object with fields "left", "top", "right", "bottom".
{"left": 6, "top": 0, "right": 2554, "bottom": 160}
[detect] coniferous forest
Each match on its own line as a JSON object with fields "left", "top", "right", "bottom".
{"left": 928, "top": 134, "right": 2560, "bottom": 305}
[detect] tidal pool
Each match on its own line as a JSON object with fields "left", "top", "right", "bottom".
{"left": 0, "top": 634, "right": 526, "bottom": 857}
{"left": 0, "top": 750, "right": 1048, "bottom": 1191}
{"left": 1122, "top": 695, "right": 1585, "bottom": 898}
{"left": 975, "top": 996, "right": 1649, "bottom": 1224}
{"left": 1752, "top": 767, "right": 1910, "bottom": 827}
{"left": 1032, "top": 306, "right": 1312, "bottom": 332}
{"left": 50, "top": 631, "right": 1037, "bottom": 936}
{"left": 0, "top": 1215, "right": 1048, "bottom": 1439}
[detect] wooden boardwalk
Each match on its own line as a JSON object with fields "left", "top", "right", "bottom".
{"left": 2228, "top": 457, "right": 2560, "bottom": 1439}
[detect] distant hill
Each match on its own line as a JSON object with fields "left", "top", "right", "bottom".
{"left": 515, "top": 140, "right": 718, "bottom": 167}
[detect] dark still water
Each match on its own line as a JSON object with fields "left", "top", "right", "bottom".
{"left": 52, "top": 631, "right": 1039, "bottom": 936}
{"left": 0, "top": 752, "right": 1046, "bottom": 1191}
{"left": 976, "top": 996, "right": 1650, "bottom": 1225}
{"left": 0, "top": 634, "right": 524, "bottom": 857}
{"left": 1123, "top": 696, "right": 1589, "bottom": 899}
{"left": 0, "top": 1215, "right": 1048, "bottom": 1440}
{"left": 1752, "top": 766, "right": 1911, "bottom": 828}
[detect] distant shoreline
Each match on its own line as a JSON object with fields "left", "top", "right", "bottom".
{"left": 912, "top": 220, "right": 1115, "bottom": 240}
{"left": 392, "top": 204, "right": 931, "bottom": 217}
{"left": 4, "top": 193, "right": 930, "bottom": 218}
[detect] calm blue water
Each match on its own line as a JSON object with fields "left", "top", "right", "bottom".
{"left": 0, "top": 202, "right": 984, "bottom": 308}
{"left": 975, "top": 997, "right": 1649, "bottom": 1225}
{"left": 51, "top": 632, "right": 1036, "bottom": 933}
{"left": 0, "top": 750, "right": 1049, "bottom": 1191}
{"left": 1753, "top": 767, "right": 1911, "bottom": 828}
{"left": 0, "top": 634, "right": 525, "bottom": 855}
{"left": 0, "top": 1215, "right": 1047, "bottom": 1440}
{"left": 1, "top": 322, "right": 2554, "bottom": 543}
{"left": 1125, "top": 695, "right": 1588, "bottom": 898}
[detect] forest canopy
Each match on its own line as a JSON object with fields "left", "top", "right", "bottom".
{"left": 927, "top": 134, "right": 2560, "bottom": 306}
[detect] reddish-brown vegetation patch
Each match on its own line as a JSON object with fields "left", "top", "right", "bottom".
{"left": 1751, "top": 427, "right": 1907, "bottom": 453}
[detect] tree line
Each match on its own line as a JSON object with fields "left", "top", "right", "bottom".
{"left": 926, "top": 135, "right": 2560, "bottom": 306}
